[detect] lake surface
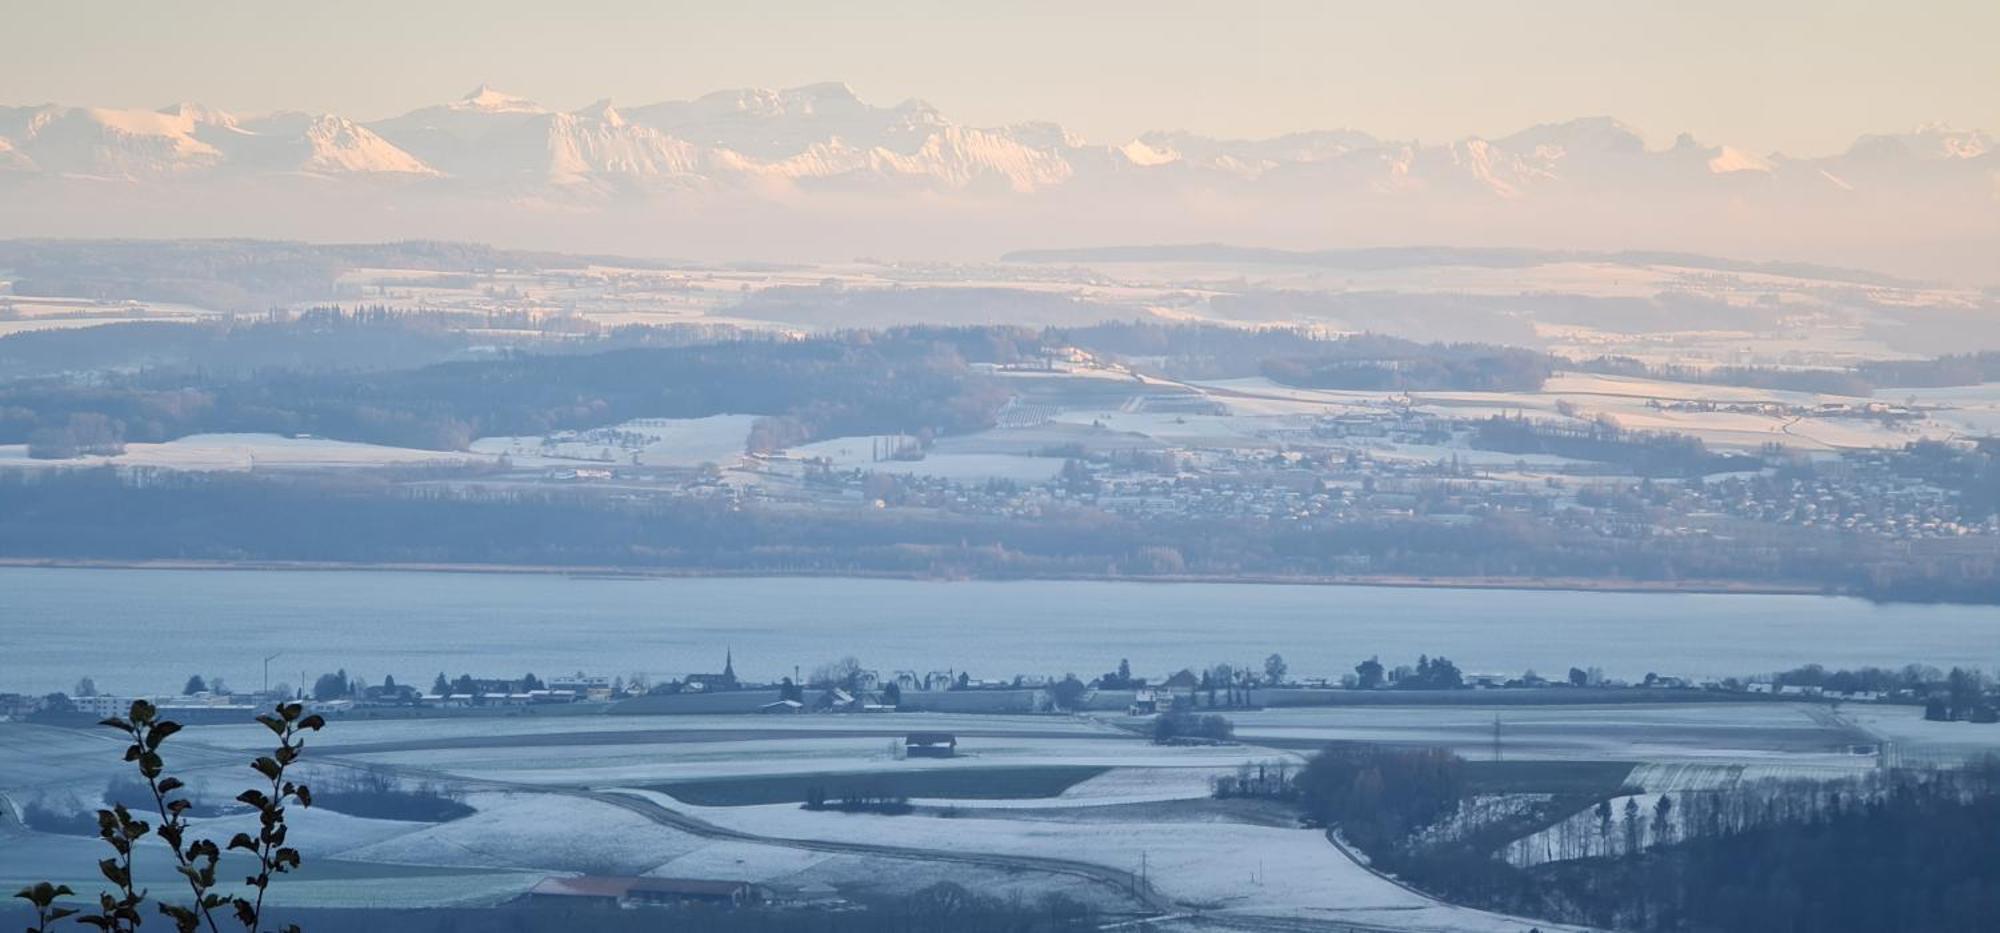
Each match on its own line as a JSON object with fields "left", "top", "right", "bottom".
{"left": 1, "top": 567, "right": 1995, "bottom": 696}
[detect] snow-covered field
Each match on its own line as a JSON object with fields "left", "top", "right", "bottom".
{"left": 11, "top": 700, "right": 1925, "bottom": 922}
{"left": 0, "top": 433, "right": 485, "bottom": 471}
{"left": 184, "top": 711, "right": 1119, "bottom": 751}
{"left": 315, "top": 790, "right": 1133, "bottom": 910}
{"left": 1623, "top": 760, "right": 1871, "bottom": 793}
{"left": 1840, "top": 704, "right": 2000, "bottom": 766}
{"left": 1186, "top": 372, "right": 1960, "bottom": 454}
{"left": 471, "top": 414, "right": 756, "bottom": 468}
{"left": 346, "top": 734, "right": 1281, "bottom": 786}
{"left": 619, "top": 789, "right": 1563, "bottom": 930}
{"left": 1223, "top": 702, "right": 1868, "bottom": 765}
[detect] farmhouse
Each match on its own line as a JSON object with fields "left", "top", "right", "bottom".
{"left": 905, "top": 732, "right": 957, "bottom": 758}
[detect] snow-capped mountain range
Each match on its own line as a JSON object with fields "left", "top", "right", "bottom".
{"left": 2, "top": 83, "right": 1995, "bottom": 282}
{"left": 2, "top": 82, "right": 1991, "bottom": 197}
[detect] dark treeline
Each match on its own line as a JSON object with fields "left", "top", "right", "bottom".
{"left": 1297, "top": 743, "right": 2000, "bottom": 933}
{"left": 10, "top": 316, "right": 1999, "bottom": 462}
{"left": 1472, "top": 764, "right": 2000, "bottom": 932}
{"left": 1856, "top": 351, "right": 2000, "bottom": 389}
{"left": 0, "top": 310, "right": 473, "bottom": 382}
{"left": 1471, "top": 416, "right": 1756, "bottom": 477}
{"left": 0, "top": 328, "right": 1012, "bottom": 452}
{"left": 1298, "top": 746, "right": 1466, "bottom": 852}
{"left": 0, "top": 322, "right": 1600, "bottom": 455}
{"left": 310, "top": 768, "right": 475, "bottom": 823}
{"left": 1052, "top": 321, "right": 1554, "bottom": 389}
{"left": 1575, "top": 356, "right": 1879, "bottom": 396}
{"left": 1579, "top": 350, "right": 2000, "bottom": 396}
{"left": 0, "top": 307, "right": 748, "bottom": 381}
{"left": 1901, "top": 438, "right": 2000, "bottom": 518}
{"left": 8, "top": 468, "right": 1998, "bottom": 602}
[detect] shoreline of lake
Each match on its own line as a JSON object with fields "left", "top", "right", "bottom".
{"left": 5, "top": 564, "right": 1990, "bottom": 697}
{"left": 0, "top": 557, "right": 1835, "bottom": 599}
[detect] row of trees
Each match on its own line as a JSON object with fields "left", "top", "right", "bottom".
{"left": 1297, "top": 745, "right": 1466, "bottom": 852}
{"left": 1296, "top": 737, "right": 2000, "bottom": 933}
{"left": 1150, "top": 711, "right": 1235, "bottom": 744}
{"left": 1504, "top": 763, "right": 2000, "bottom": 932}
{"left": 1352, "top": 654, "right": 1465, "bottom": 690}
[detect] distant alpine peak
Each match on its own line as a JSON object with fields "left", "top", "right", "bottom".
{"left": 453, "top": 84, "right": 545, "bottom": 114}
{"left": 1495, "top": 116, "right": 1648, "bottom": 154}
{"left": 157, "top": 102, "right": 237, "bottom": 127}
{"left": 575, "top": 98, "right": 624, "bottom": 127}
{"left": 1, "top": 83, "right": 1992, "bottom": 209}
{"left": 789, "top": 81, "right": 863, "bottom": 103}
{"left": 1907, "top": 123, "right": 1992, "bottom": 158}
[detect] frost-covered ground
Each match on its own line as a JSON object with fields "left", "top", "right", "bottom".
{"left": 339, "top": 791, "right": 709, "bottom": 873}
{"left": 345, "top": 734, "right": 1280, "bottom": 786}
{"left": 184, "top": 711, "right": 1120, "bottom": 751}
{"left": 333, "top": 790, "right": 1125, "bottom": 910}
{"left": 1891, "top": 381, "right": 2000, "bottom": 436}
{"left": 1623, "top": 760, "right": 1871, "bottom": 793}
{"left": 0, "top": 724, "right": 250, "bottom": 802}
{"left": 619, "top": 789, "right": 1569, "bottom": 930}
{"left": 1183, "top": 373, "right": 1965, "bottom": 454}
{"left": 182, "top": 712, "right": 1271, "bottom": 796}
{"left": 1221, "top": 702, "right": 1869, "bottom": 765}
{"left": 15, "top": 704, "right": 1938, "bottom": 921}
{"left": 929, "top": 765, "right": 1228, "bottom": 809}
{"left": 470, "top": 414, "right": 757, "bottom": 468}
{"left": 0, "top": 433, "right": 486, "bottom": 471}
{"left": 1840, "top": 703, "right": 2000, "bottom": 766}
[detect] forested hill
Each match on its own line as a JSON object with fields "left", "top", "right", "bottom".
{"left": 0, "top": 322, "right": 1565, "bottom": 454}
{"left": 0, "top": 330, "right": 1014, "bottom": 452}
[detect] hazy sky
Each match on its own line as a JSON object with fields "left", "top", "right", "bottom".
{"left": 7, "top": 0, "right": 1997, "bottom": 155}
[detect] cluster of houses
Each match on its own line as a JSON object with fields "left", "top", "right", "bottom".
{"left": 8, "top": 648, "right": 1995, "bottom": 726}
{"left": 0, "top": 690, "right": 261, "bottom": 725}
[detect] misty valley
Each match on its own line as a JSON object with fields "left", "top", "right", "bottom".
{"left": 5, "top": 9, "right": 2000, "bottom": 931}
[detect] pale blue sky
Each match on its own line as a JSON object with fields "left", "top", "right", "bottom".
{"left": 5, "top": 0, "right": 1996, "bottom": 154}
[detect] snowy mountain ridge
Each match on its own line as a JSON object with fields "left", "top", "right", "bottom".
{"left": 2, "top": 83, "right": 1991, "bottom": 197}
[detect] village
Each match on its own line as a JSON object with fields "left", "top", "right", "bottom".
{"left": 10, "top": 645, "right": 1996, "bottom": 729}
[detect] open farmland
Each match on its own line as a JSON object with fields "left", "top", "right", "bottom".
{"left": 6, "top": 692, "right": 1982, "bottom": 929}
{"left": 1220, "top": 702, "right": 1879, "bottom": 767}
{"left": 651, "top": 766, "right": 1111, "bottom": 806}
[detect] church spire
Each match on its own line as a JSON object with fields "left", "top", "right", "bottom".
{"left": 723, "top": 648, "right": 735, "bottom": 681}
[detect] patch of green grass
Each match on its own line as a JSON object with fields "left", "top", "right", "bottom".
{"left": 652, "top": 766, "right": 1111, "bottom": 806}
{"left": 1462, "top": 760, "right": 1637, "bottom": 796}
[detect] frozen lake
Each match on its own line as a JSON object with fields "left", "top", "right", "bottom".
{"left": 1, "top": 567, "right": 1994, "bottom": 695}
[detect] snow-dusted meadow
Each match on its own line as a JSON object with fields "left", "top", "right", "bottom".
{"left": 1222, "top": 702, "right": 1874, "bottom": 766}
{"left": 0, "top": 433, "right": 488, "bottom": 471}
{"left": 618, "top": 789, "right": 1566, "bottom": 931}
{"left": 2, "top": 700, "right": 1965, "bottom": 923}
{"left": 470, "top": 414, "right": 758, "bottom": 468}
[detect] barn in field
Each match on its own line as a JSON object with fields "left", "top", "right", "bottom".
{"left": 905, "top": 732, "right": 958, "bottom": 758}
